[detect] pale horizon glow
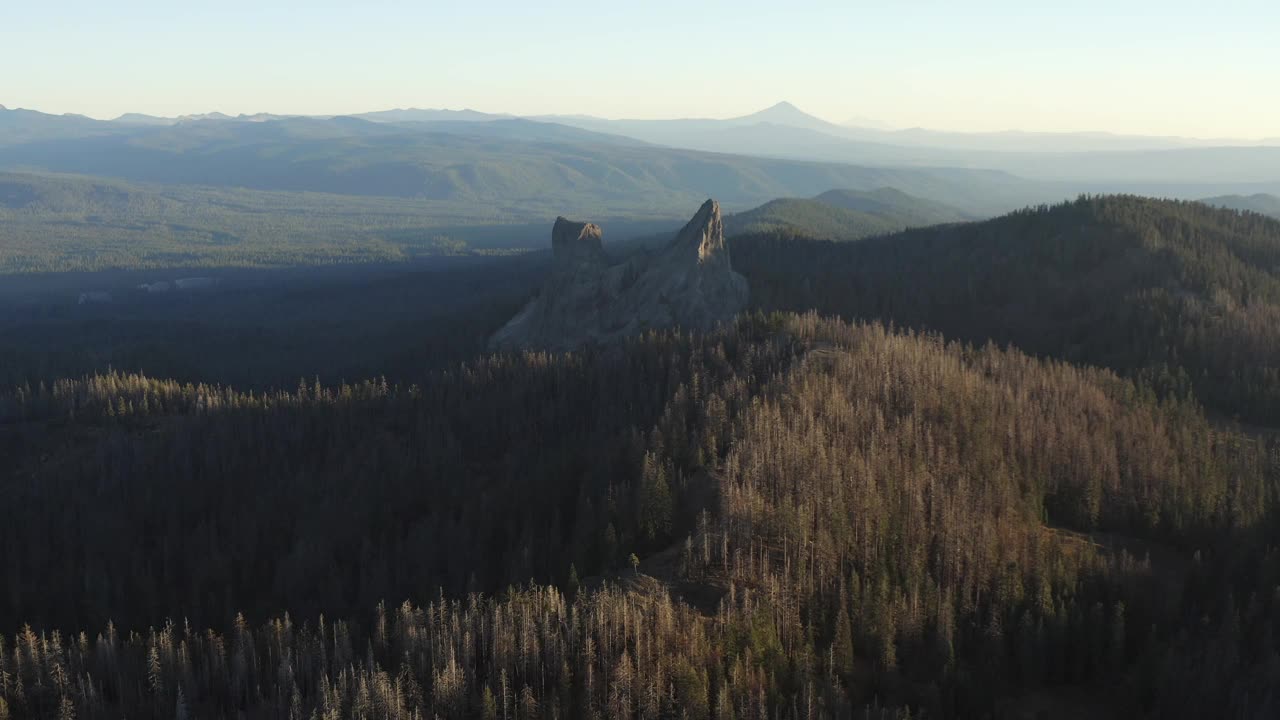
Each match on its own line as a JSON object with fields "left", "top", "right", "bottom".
{"left": 4, "top": 0, "right": 1278, "bottom": 139}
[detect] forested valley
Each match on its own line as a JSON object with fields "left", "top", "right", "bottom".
{"left": 3, "top": 197, "right": 1280, "bottom": 719}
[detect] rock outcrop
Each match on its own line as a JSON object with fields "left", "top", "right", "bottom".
{"left": 551, "top": 217, "right": 605, "bottom": 269}
{"left": 490, "top": 199, "right": 748, "bottom": 351}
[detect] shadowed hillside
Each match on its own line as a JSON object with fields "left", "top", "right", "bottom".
{"left": 735, "top": 195, "right": 1280, "bottom": 424}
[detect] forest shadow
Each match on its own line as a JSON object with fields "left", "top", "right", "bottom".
{"left": 0, "top": 254, "right": 548, "bottom": 390}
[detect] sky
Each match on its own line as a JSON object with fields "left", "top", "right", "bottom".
{"left": 4, "top": 0, "right": 1278, "bottom": 139}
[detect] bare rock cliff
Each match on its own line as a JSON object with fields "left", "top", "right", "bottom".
{"left": 551, "top": 217, "right": 605, "bottom": 269}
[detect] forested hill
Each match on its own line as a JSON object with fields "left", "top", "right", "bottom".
{"left": 813, "top": 187, "right": 973, "bottom": 226}
{"left": 724, "top": 187, "right": 970, "bottom": 241}
{"left": 2, "top": 313, "right": 1279, "bottom": 718}
{"left": 735, "top": 195, "right": 1280, "bottom": 425}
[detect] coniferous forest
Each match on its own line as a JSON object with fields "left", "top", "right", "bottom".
{"left": 3, "top": 196, "right": 1280, "bottom": 719}
{"left": 736, "top": 196, "right": 1280, "bottom": 425}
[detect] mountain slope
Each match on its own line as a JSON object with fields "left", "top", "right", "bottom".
{"left": 735, "top": 195, "right": 1280, "bottom": 424}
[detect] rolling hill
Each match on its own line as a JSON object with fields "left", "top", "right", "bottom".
{"left": 724, "top": 187, "right": 971, "bottom": 241}
{"left": 814, "top": 187, "right": 975, "bottom": 225}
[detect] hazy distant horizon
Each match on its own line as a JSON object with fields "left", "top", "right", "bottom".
{"left": 7, "top": 0, "right": 1278, "bottom": 140}
{"left": 4, "top": 99, "right": 1277, "bottom": 145}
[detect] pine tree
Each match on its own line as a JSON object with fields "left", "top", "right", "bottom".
{"left": 482, "top": 685, "right": 498, "bottom": 720}
{"left": 638, "top": 452, "right": 673, "bottom": 543}
{"left": 1110, "top": 602, "right": 1126, "bottom": 676}
{"left": 567, "top": 564, "right": 580, "bottom": 599}
{"left": 832, "top": 598, "right": 855, "bottom": 684}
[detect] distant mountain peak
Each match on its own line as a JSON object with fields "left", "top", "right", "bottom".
{"left": 732, "top": 101, "right": 836, "bottom": 131}
{"left": 752, "top": 101, "right": 810, "bottom": 119}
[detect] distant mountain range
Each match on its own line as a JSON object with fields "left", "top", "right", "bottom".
{"left": 0, "top": 106, "right": 1050, "bottom": 216}
{"left": 1202, "top": 193, "right": 1280, "bottom": 218}
{"left": 108, "top": 108, "right": 515, "bottom": 126}
{"left": 13, "top": 99, "right": 1278, "bottom": 155}
{"left": 537, "top": 102, "right": 1280, "bottom": 185}
{"left": 2, "top": 102, "right": 1278, "bottom": 212}
{"left": 539, "top": 101, "right": 1256, "bottom": 152}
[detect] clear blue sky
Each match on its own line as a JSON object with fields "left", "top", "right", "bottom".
{"left": 4, "top": 0, "right": 1277, "bottom": 138}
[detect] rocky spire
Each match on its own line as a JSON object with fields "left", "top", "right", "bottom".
{"left": 551, "top": 217, "right": 604, "bottom": 269}
{"left": 491, "top": 199, "right": 747, "bottom": 351}
{"left": 671, "top": 199, "right": 728, "bottom": 265}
